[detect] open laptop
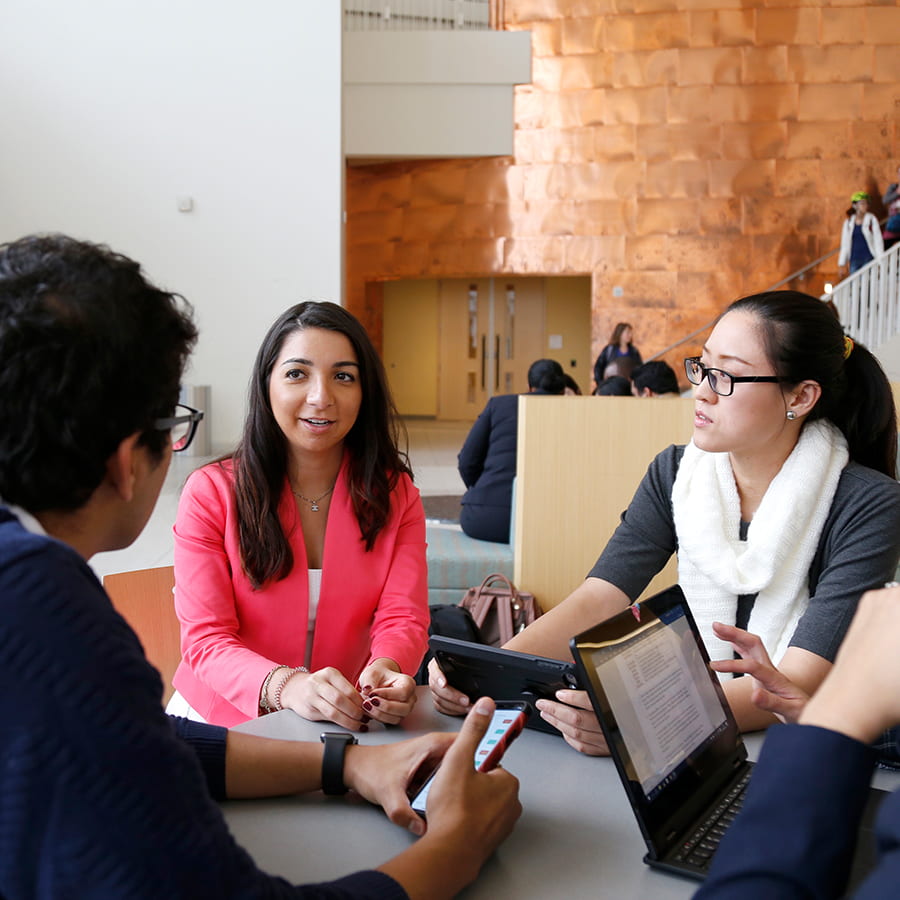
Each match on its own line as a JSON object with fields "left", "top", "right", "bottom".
{"left": 569, "top": 584, "right": 886, "bottom": 884}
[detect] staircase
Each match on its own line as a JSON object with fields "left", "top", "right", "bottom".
{"left": 826, "top": 242, "right": 900, "bottom": 350}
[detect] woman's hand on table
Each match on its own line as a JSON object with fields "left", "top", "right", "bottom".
{"left": 710, "top": 622, "right": 810, "bottom": 724}
{"left": 536, "top": 690, "right": 610, "bottom": 756}
{"left": 427, "top": 658, "right": 471, "bottom": 715}
{"left": 359, "top": 658, "right": 417, "bottom": 725}
{"left": 280, "top": 666, "right": 368, "bottom": 730}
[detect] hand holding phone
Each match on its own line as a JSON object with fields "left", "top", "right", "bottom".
{"left": 409, "top": 701, "right": 530, "bottom": 817}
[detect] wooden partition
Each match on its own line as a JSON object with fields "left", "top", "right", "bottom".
{"left": 513, "top": 395, "right": 695, "bottom": 611}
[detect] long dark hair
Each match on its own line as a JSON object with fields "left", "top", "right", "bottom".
{"left": 609, "top": 322, "right": 632, "bottom": 347}
{"left": 231, "top": 301, "right": 411, "bottom": 589}
{"left": 726, "top": 290, "right": 897, "bottom": 478}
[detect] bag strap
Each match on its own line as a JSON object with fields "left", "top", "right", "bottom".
{"left": 476, "top": 572, "right": 518, "bottom": 598}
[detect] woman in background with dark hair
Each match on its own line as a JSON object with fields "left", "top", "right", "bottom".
{"left": 433, "top": 291, "right": 900, "bottom": 756}
{"left": 169, "top": 302, "right": 428, "bottom": 729}
{"left": 593, "top": 322, "right": 642, "bottom": 388}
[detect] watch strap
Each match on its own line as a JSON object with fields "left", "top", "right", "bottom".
{"left": 320, "top": 732, "right": 357, "bottom": 795}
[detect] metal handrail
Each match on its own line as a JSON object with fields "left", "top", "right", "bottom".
{"left": 827, "top": 241, "right": 900, "bottom": 350}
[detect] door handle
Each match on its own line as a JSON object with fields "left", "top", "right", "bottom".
{"left": 481, "top": 335, "right": 486, "bottom": 390}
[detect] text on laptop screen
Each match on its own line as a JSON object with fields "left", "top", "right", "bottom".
{"left": 586, "top": 606, "right": 726, "bottom": 799}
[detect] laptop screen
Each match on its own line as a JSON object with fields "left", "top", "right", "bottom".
{"left": 570, "top": 586, "right": 746, "bottom": 851}
{"left": 583, "top": 601, "right": 728, "bottom": 799}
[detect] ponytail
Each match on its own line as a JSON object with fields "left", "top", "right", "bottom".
{"left": 836, "top": 342, "right": 897, "bottom": 478}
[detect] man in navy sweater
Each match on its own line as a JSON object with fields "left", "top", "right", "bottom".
{"left": 0, "top": 234, "right": 520, "bottom": 899}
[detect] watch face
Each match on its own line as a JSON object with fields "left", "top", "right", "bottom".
{"left": 320, "top": 732, "right": 356, "bottom": 745}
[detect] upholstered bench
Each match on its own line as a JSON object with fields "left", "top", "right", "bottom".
{"left": 425, "top": 523, "right": 514, "bottom": 605}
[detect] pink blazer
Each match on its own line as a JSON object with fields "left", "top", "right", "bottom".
{"left": 171, "top": 458, "right": 429, "bottom": 726}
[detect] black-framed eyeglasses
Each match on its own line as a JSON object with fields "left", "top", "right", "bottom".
{"left": 684, "top": 357, "right": 791, "bottom": 398}
{"left": 154, "top": 403, "right": 204, "bottom": 452}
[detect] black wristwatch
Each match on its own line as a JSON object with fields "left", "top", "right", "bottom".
{"left": 319, "top": 732, "right": 358, "bottom": 795}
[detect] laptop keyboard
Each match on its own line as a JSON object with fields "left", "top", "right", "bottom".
{"left": 672, "top": 769, "right": 751, "bottom": 872}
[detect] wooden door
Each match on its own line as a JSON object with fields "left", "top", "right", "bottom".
{"left": 495, "top": 278, "right": 545, "bottom": 396}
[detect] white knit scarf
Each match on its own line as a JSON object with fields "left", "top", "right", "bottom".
{"left": 671, "top": 419, "right": 848, "bottom": 677}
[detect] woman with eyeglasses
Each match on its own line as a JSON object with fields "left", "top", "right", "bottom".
{"left": 168, "top": 301, "right": 429, "bottom": 729}
{"left": 430, "top": 290, "right": 900, "bottom": 754}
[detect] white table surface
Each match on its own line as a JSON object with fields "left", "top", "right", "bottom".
{"left": 227, "top": 688, "right": 900, "bottom": 898}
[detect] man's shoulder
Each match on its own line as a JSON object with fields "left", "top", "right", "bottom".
{"left": 0, "top": 511, "right": 98, "bottom": 619}
{"left": 0, "top": 509, "right": 70, "bottom": 568}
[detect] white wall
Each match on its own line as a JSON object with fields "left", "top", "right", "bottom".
{"left": 344, "top": 31, "right": 531, "bottom": 159}
{"left": 0, "top": 1, "right": 343, "bottom": 448}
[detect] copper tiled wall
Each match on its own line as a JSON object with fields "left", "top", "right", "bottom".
{"left": 346, "top": 1, "right": 900, "bottom": 370}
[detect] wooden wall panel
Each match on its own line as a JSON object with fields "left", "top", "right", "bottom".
{"left": 513, "top": 395, "right": 695, "bottom": 609}
{"left": 346, "top": 1, "right": 900, "bottom": 369}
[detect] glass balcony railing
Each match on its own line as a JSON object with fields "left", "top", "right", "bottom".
{"left": 343, "top": 0, "right": 495, "bottom": 31}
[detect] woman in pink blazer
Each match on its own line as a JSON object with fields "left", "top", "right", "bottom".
{"left": 168, "top": 302, "right": 429, "bottom": 728}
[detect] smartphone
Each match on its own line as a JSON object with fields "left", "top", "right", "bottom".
{"left": 409, "top": 701, "right": 531, "bottom": 818}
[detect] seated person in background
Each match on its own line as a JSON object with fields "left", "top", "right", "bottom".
{"left": 0, "top": 233, "right": 521, "bottom": 899}
{"left": 631, "top": 360, "right": 680, "bottom": 397}
{"left": 697, "top": 587, "right": 900, "bottom": 898}
{"left": 170, "top": 302, "right": 429, "bottom": 729}
{"left": 457, "top": 358, "right": 565, "bottom": 544}
{"left": 562, "top": 373, "right": 582, "bottom": 395}
{"left": 432, "top": 291, "right": 900, "bottom": 756}
{"left": 595, "top": 374, "right": 633, "bottom": 396}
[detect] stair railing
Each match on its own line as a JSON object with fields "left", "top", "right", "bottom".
{"left": 827, "top": 241, "right": 900, "bottom": 350}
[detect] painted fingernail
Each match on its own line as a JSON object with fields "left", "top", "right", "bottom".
{"left": 361, "top": 684, "right": 372, "bottom": 694}
{"left": 370, "top": 698, "right": 381, "bottom": 708}
{"left": 363, "top": 700, "right": 373, "bottom": 711}
{"left": 359, "top": 724, "right": 369, "bottom": 733}
{"left": 361, "top": 714, "right": 371, "bottom": 724}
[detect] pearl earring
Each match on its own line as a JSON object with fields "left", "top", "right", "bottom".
{"left": 786, "top": 410, "right": 797, "bottom": 420}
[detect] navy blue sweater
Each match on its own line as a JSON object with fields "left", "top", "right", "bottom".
{"left": 0, "top": 508, "right": 406, "bottom": 899}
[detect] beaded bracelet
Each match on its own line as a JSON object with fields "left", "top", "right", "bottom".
{"left": 273, "top": 665, "right": 309, "bottom": 711}
{"left": 259, "top": 665, "right": 286, "bottom": 714}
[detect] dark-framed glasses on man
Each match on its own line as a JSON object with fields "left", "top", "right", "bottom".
{"left": 154, "top": 404, "right": 204, "bottom": 452}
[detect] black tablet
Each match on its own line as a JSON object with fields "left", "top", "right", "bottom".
{"left": 429, "top": 635, "right": 581, "bottom": 736}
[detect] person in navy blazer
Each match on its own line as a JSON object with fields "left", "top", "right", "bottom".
{"left": 458, "top": 359, "right": 565, "bottom": 543}
{"left": 697, "top": 587, "right": 900, "bottom": 898}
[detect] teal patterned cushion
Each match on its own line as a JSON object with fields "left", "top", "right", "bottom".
{"left": 426, "top": 525, "right": 514, "bottom": 606}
